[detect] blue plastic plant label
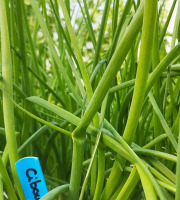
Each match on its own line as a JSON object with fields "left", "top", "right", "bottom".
{"left": 15, "top": 157, "right": 48, "bottom": 200}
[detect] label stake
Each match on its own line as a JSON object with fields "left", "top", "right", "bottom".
{"left": 15, "top": 157, "right": 48, "bottom": 200}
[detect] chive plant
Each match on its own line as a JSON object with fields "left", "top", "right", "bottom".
{"left": 0, "top": 0, "right": 180, "bottom": 199}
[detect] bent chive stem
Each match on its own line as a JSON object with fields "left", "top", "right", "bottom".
{"left": 101, "top": 0, "right": 157, "bottom": 198}
{"left": 72, "top": 1, "right": 144, "bottom": 139}
{"left": 70, "top": 3, "right": 143, "bottom": 197}
{"left": 1, "top": 0, "right": 179, "bottom": 199}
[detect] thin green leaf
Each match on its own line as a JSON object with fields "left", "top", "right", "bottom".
{"left": 149, "top": 92, "right": 178, "bottom": 151}
{"left": 40, "top": 184, "right": 69, "bottom": 200}
{"left": 136, "top": 164, "right": 158, "bottom": 200}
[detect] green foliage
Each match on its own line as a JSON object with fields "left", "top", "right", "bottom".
{"left": 0, "top": 0, "right": 180, "bottom": 199}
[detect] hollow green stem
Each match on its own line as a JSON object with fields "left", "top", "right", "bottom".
{"left": 149, "top": 92, "right": 178, "bottom": 151}
{"left": 68, "top": 139, "right": 84, "bottom": 200}
{"left": 79, "top": 131, "right": 102, "bottom": 200}
{"left": 0, "top": 0, "right": 25, "bottom": 198}
{"left": 136, "top": 164, "right": 158, "bottom": 200}
{"left": 93, "top": 0, "right": 111, "bottom": 68}
{"left": 41, "top": 184, "right": 69, "bottom": 200}
{"left": 171, "top": 0, "right": 180, "bottom": 48}
{"left": 116, "top": 166, "right": 139, "bottom": 200}
{"left": 175, "top": 123, "right": 180, "bottom": 200}
{"left": 0, "top": 176, "right": 3, "bottom": 200}
{"left": 159, "top": 0, "right": 177, "bottom": 47}
{"left": 102, "top": 1, "right": 157, "bottom": 198}
{"left": 0, "top": 156, "right": 18, "bottom": 199}
{"left": 72, "top": 1, "right": 144, "bottom": 139}
{"left": 123, "top": 0, "right": 157, "bottom": 144}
